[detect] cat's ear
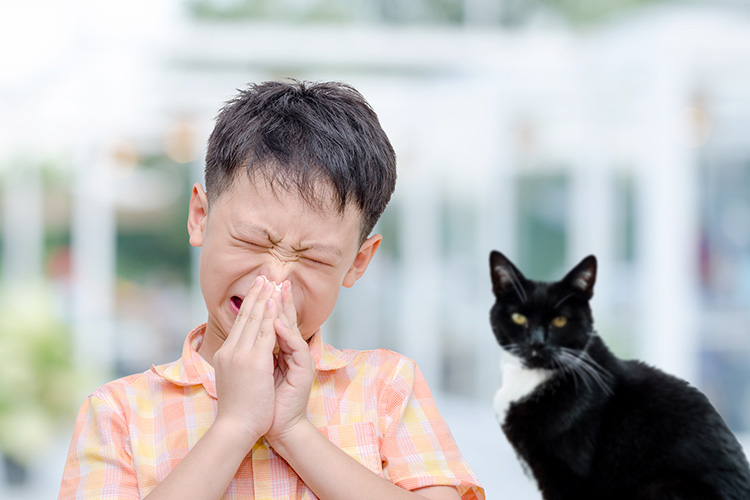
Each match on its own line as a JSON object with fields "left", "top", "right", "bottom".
{"left": 490, "top": 251, "right": 525, "bottom": 295}
{"left": 563, "top": 255, "right": 597, "bottom": 299}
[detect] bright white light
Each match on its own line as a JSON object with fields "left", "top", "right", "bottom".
{"left": 0, "top": 1, "right": 74, "bottom": 84}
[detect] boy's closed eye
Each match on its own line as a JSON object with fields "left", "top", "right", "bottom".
{"left": 232, "top": 236, "right": 264, "bottom": 247}
{"left": 234, "top": 236, "right": 335, "bottom": 268}
{"left": 301, "top": 256, "right": 334, "bottom": 267}
{"left": 229, "top": 231, "right": 270, "bottom": 249}
{"left": 245, "top": 239, "right": 272, "bottom": 250}
{"left": 296, "top": 249, "right": 338, "bottom": 267}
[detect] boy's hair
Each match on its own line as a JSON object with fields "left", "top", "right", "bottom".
{"left": 205, "top": 79, "right": 397, "bottom": 243}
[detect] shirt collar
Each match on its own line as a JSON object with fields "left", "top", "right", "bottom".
{"left": 152, "top": 324, "right": 353, "bottom": 396}
{"left": 308, "top": 329, "right": 354, "bottom": 371}
{"left": 151, "top": 324, "right": 217, "bottom": 398}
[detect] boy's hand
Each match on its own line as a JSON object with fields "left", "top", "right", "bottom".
{"left": 212, "top": 276, "right": 280, "bottom": 451}
{"left": 266, "top": 281, "right": 315, "bottom": 445}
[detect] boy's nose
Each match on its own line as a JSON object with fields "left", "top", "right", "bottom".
{"left": 258, "top": 266, "right": 290, "bottom": 290}
{"left": 258, "top": 272, "right": 287, "bottom": 290}
{"left": 257, "top": 275, "right": 283, "bottom": 292}
{"left": 258, "top": 251, "right": 296, "bottom": 288}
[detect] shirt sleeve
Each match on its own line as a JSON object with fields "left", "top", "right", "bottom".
{"left": 58, "top": 391, "right": 140, "bottom": 499}
{"left": 379, "top": 358, "right": 485, "bottom": 500}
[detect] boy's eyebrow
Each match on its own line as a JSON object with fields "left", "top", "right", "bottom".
{"left": 232, "top": 222, "right": 273, "bottom": 241}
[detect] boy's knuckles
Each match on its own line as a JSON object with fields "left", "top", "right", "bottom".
{"left": 255, "top": 327, "right": 275, "bottom": 342}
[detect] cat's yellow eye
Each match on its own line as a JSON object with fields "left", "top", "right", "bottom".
{"left": 511, "top": 313, "right": 528, "bottom": 326}
{"left": 552, "top": 316, "right": 568, "bottom": 328}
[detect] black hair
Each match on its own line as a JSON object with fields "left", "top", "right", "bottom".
{"left": 204, "top": 79, "right": 397, "bottom": 243}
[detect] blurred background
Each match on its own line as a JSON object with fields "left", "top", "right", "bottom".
{"left": 1, "top": 0, "right": 750, "bottom": 498}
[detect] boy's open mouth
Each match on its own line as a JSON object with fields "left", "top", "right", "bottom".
{"left": 230, "top": 279, "right": 283, "bottom": 314}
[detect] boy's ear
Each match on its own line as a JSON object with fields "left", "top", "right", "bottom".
{"left": 187, "top": 183, "right": 209, "bottom": 247}
{"left": 342, "top": 234, "right": 382, "bottom": 288}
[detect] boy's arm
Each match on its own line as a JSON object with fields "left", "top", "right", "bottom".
{"left": 269, "top": 421, "right": 461, "bottom": 500}
{"left": 141, "top": 418, "right": 259, "bottom": 500}
{"left": 144, "top": 278, "right": 280, "bottom": 500}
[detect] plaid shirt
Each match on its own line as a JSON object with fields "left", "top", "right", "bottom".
{"left": 59, "top": 325, "right": 484, "bottom": 499}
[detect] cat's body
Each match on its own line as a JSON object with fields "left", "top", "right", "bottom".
{"left": 489, "top": 251, "right": 750, "bottom": 500}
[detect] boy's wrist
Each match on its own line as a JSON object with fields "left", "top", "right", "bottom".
{"left": 210, "top": 416, "right": 264, "bottom": 456}
{"left": 265, "top": 418, "right": 316, "bottom": 458}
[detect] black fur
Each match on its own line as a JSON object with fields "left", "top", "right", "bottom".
{"left": 490, "top": 251, "right": 750, "bottom": 500}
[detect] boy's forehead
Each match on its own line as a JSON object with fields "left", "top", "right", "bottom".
{"left": 221, "top": 172, "right": 359, "bottom": 219}
{"left": 213, "top": 173, "right": 364, "bottom": 237}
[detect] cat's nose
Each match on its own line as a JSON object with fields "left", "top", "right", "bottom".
{"left": 529, "top": 327, "right": 546, "bottom": 347}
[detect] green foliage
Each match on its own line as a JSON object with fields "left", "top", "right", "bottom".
{"left": 0, "top": 283, "right": 79, "bottom": 464}
{"left": 185, "top": 0, "right": 671, "bottom": 26}
{"left": 187, "top": 0, "right": 351, "bottom": 23}
{"left": 116, "top": 155, "right": 192, "bottom": 285}
{"left": 538, "top": 0, "right": 666, "bottom": 26}
{"left": 116, "top": 221, "right": 191, "bottom": 284}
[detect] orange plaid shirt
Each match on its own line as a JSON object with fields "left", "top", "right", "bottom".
{"left": 59, "top": 325, "right": 484, "bottom": 499}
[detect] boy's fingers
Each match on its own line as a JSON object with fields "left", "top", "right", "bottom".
{"left": 275, "top": 316, "right": 307, "bottom": 353}
{"left": 279, "top": 281, "right": 298, "bottom": 331}
{"left": 223, "top": 276, "right": 265, "bottom": 351}
{"left": 276, "top": 282, "right": 308, "bottom": 356}
{"left": 274, "top": 317, "right": 314, "bottom": 380}
{"left": 251, "top": 298, "right": 279, "bottom": 356}
{"left": 235, "top": 280, "right": 277, "bottom": 351}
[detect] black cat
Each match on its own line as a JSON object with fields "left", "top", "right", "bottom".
{"left": 489, "top": 250, "right": 750, "bottom": 500}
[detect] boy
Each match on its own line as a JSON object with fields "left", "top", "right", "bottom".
{"left": 58, "top": 80, "right": 484, "bottom": 500}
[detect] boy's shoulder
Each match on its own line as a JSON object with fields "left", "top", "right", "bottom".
{"left": 90, "top": 366, "right": 160, "bottom": 393}
{"left": 87, "top": 358, "right": 192, "bottom": 407}
{"left": 318, "top": 341, "right": 421, "bottom": 381}
{"left": 79, "top": 369, "right": 158, "bottom": 419}
{"left": 318, "top": 337, "right": 412, "bottom": 367}
{"left": 343, "top": 346, "right": 415, "bottom": 365}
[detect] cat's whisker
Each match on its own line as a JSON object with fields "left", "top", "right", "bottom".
{"left": 503, "top": 344, "right": 523, "bottom": 358}
{"left": 577, "top": 348, "right": 615, "bottom": 383}
{"left": 570, "top": 352, "right": 613, "bottom": 393}
{"left": 580, "top": 362, "right": 614, "bottom": 396}
{"left": 556, "top": 350, "right": 594, "bottom": 394}
{"left": 556, "top": 347, "right": 615, "bottom": 397}
{"left": 552, "top": 353, "right": 586, "bottom": 394}
{"left": 582, "top": 360, "right": 614, "bottom": 396}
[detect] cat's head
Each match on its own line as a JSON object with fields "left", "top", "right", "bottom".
{"left": 489, "top": 251, "right": 597, "bottom": 370}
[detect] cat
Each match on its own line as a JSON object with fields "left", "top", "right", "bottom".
{"left": 489, "top": 250, "right": 750, "bottom": 500}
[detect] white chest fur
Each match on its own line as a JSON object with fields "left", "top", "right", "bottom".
{"left": 494, "top": 352, "right": 553, "bottom": 426}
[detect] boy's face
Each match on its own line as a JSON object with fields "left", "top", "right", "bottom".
{"left": 187, "top": 174, "right": 381, "bottom": 345}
